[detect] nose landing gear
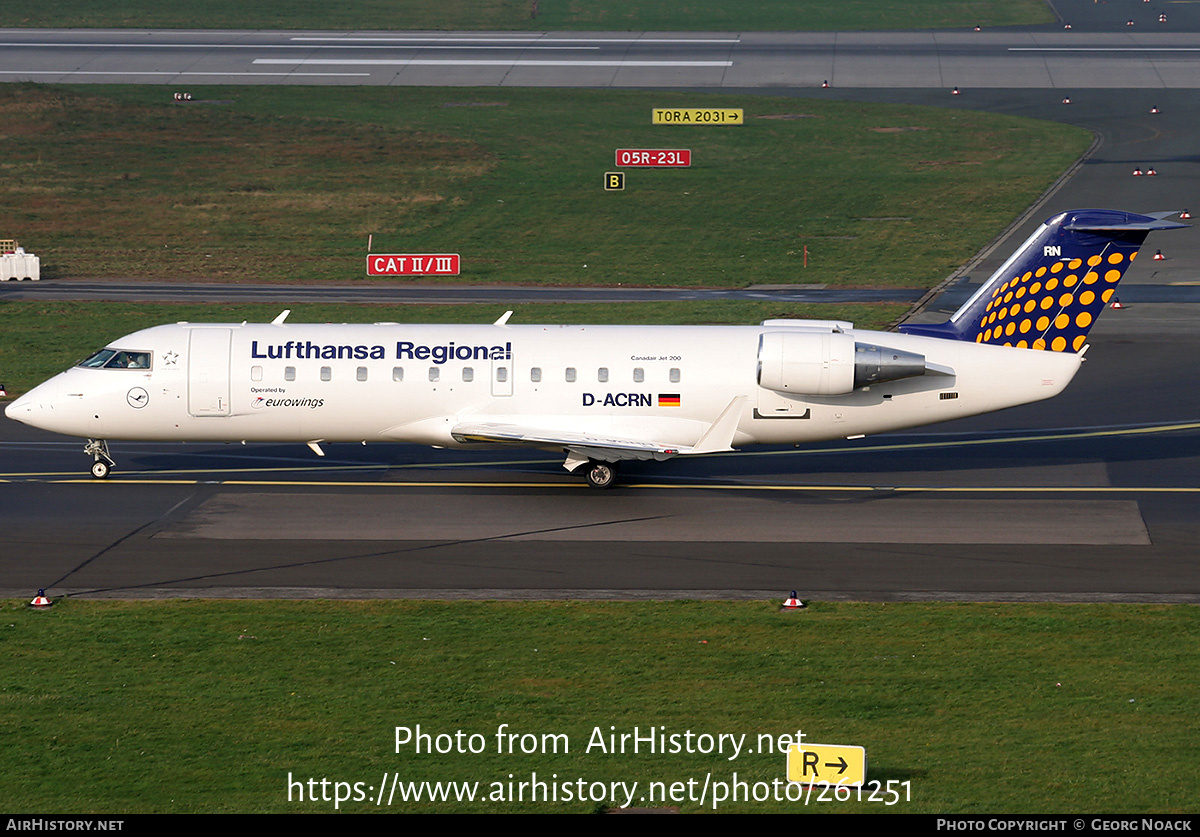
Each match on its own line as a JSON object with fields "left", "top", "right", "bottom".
{"left": 84, "top": 439, "right": 114, "bottom": 479}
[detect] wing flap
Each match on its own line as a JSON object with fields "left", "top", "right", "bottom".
{"left": 452, "top": 422, "right": 680, "bottom": 455}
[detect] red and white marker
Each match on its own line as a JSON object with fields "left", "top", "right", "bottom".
{"left": 1147, "top": 168, "right": 1158, "bottom": 176}
{"left": 1180, "top": 210, "right": 1192, "bottom": 219}
{"left": 1154, "top": 250, "right": 1165, "bottom": 261}
{"left": 30, "top": 590, "right": 52, "bottom": 608}
{"left": 1133, "top": 167, "right": 1144, "bottom": 176}
{"left": 1111, "top": 299, "right": 1126, "bottom": 309}
{"left": 782, "top": 591, "right": 805, "bottom": 610}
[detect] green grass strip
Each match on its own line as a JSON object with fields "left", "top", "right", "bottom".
{"left": 2, "top": 84, "right": 1089, "bottom": 287}
{"left": 2, "top": 599, "right": 1195, "bottom": 812}
{"left": 5, "top": 1, "right": 1055, "bottom": 32}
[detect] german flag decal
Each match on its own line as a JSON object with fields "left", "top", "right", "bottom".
{"left": 658, "top": 393, "right": 681, "bottom": 407}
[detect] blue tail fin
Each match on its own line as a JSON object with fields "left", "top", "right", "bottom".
{"left": 899, "top": 209, "right": 1186, "bottom": 352}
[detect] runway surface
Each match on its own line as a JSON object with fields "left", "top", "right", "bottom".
{"left": 5, "top": 301, "right": 1200, "bottom": 603}
{"left": 3, "top": 6, "right": 1200, "bottom": 603}
{"left": 3, "top": 24, "right": 1200, "bottom": 89}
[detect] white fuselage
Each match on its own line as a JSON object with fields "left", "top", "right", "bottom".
{"left": 6, "top": 320, "right": 1083, "bottom": 456}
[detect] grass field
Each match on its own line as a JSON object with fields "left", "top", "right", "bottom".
{"left": 2, "top": 599, "right": 1195, "bottom": 813}
{"left": 0, "top": 84, "right": 1090, "bottom": 287}
{"left": 0, "top": 300, "right": 907, "bottom": 397}
{"left": 3, "top": 1, "right": 1055, "bottom": 32}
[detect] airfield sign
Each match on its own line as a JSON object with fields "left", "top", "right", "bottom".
{"left": 367, "top": 254, "right": 460, "bottom": 276}
{"left": 787, "top": 743, "right": 867, "bottom": 787}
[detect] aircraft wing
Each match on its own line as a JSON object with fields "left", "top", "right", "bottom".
{"left": 450, "top": 422, "right": 683, "bottom": 464}
{"left": 451, "top": 397, "right": 746, "bottom": 471}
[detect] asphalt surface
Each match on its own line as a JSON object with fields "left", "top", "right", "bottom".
{"left": 3, "top": 7, "right": 1200, "bottom": 603}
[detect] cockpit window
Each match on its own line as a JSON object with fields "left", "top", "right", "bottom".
{"left": 77, "top": 349, "right": 151, "bottom": 370}
{"left": 78, "top": 349, "right": 117, "bottom": 368}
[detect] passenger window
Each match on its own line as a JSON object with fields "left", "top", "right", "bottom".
{"left": 357, "top": 367, "right": 368, "bottom": 382}
{"left": 251, "top": 366, "right": 263, "bottom": 382}
{"left": 321, "top": 366, "right": 331, "bottom": 382}
{"left": 285, "top": 367, "right": 296, "bottom": 382}
{"left": 463, "top": 367, "right": 474, "bottom": 382}
{"left": 429, "top": 367, "right": 440, "bottom": 382}
{"left": 496, "top": 367, "right": 508, "bottom": 383}
{"left": 530, "top": 367, "right": 542, "bottom": 383}
{"left": 670, "top": 368, "right": 681, "bottom": 383}
{"left": 565, "top": 367, "right": 576, "bottom": 382}
{"left": 633, "top": 368, "right": 644, "bottom": 383}
{"left": 392, "top": 367, "right": 404, "bottom": 382}
{"left": 598, "top": 367, "right": 609, "bottom": 383}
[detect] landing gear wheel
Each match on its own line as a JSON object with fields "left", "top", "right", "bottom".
{"left": 584, "top": 460, "right": 618, "bottom": 489}
{"left": 84, "top": 439, "right": 114, "bottom": 479}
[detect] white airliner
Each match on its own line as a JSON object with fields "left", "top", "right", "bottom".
{"left": 4, "top": 209, "right": 1183, "bottom": 487}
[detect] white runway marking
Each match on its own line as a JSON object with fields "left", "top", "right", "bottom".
{"left": 254, "top": 58, "right": 733, "bottom": 67}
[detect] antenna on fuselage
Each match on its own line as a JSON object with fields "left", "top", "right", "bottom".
{"left": 494, "top": 311, "right": 513, "bottom": 326}
{"left": 272, "top": 310, "right": 291, "bottom": 325}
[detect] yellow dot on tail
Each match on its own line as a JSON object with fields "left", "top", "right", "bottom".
{"left": 1051, "top": 336, "right": 1067, "bottom": 352}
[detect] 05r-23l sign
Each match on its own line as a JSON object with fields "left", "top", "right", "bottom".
{"left": 615, "top": 149, "right": 691, "bottom": 167}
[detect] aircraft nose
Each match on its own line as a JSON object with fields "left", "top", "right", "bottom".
{"left": 5, "top": 390, "right": 32, "bottom": 420}
{"left": 4, "top": 381, "right": 52, "bottom": 426}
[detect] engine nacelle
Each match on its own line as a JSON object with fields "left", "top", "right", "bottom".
{"left": 757, "top": 331, "right": 926, "bottom": 396}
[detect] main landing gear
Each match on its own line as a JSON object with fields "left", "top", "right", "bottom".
{"left": 584, "top": 459, "right": 619, "bottom": 489}
{"left": 85, "top": 439, "right": 114, "bottom": 479}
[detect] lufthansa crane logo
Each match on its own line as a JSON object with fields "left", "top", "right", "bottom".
{"left": 126, "top": 388, "right": 149, "bottom": 409}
